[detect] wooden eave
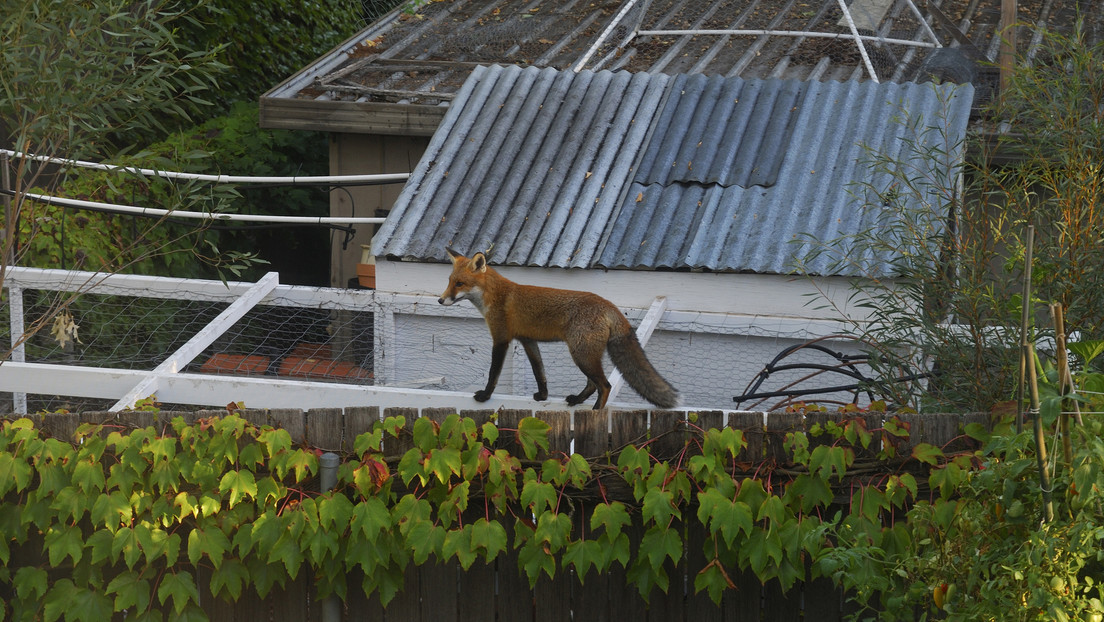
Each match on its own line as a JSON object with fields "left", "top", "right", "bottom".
{"left": 258, "top": 97, "right": 447, "bottom": 136}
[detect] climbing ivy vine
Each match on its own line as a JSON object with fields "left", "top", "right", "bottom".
{"left": 1, "top": 410, "right": 1101, "bottom": 621}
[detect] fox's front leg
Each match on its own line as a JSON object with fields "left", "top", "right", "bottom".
{"left": 519, "top": 338, "right": 549, "bottom": 401}
{"left": 475, "top": 341, "right": 510, "bottom": 402}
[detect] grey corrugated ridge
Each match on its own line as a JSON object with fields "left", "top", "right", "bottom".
{"left": 504, "top": 70, "right": 605, "bottom": 265}
{"left": 427, "top": 66, "right": 545, "bottom": 257}
{"left": 545, "top": 70, "right": 642, "bottom": 268}
{"left": 596, "top": 78, "right": 974, "bottom": 276}
{"left": 569, "top": 71, "right": 672, "bottom": 269}
{"left": 631, "top": 72, "right": 690, "bottom": 186}
{"left": 480, "top": 68, "right": 583, "bottom": 261}
{"left": 446, "top": 65, "right": 561, "bottom": 257}
{"left": 528, "top": 70, "right": 628, "bottom": 266}
{"left": 410, "top": 66, "right": 525, "bottom": 259}
{"left": 755, "top": 80, "right": 898, "bottom": 276}
{"left": 372, "top": 64, "right": 495, "bottom": 259}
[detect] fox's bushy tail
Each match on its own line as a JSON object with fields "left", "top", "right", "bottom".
{"left": 607, "top": 331, "right": 679, "bottom": 408}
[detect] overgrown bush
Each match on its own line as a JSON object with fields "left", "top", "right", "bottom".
{"left": 800, "top": 24, "right": 1104, "bottom": 413}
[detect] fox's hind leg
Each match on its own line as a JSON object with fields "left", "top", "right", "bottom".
{"left": 565, "top": 344, "right": 611, "bottom": 409}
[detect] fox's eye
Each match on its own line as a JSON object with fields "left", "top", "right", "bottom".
{"left": 455, "top": 281, "right": 464, "bottom": 287}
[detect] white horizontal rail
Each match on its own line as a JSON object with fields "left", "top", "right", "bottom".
{"left": 1, "top": 265, "right": 377, "bottom": 307}
{"left": 13, "top": 191, "right": 387, "bottom": 225}
{"left": 2, "top": 150, "right": 410, "bottom": 185}
{"left": 0, "top": 361, "right": 731, "bottom": 413}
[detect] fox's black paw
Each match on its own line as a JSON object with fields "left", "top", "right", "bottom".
{"left": 533, "top": 390, "right": 548, "bottom": 401}
{"left": 565, "top": 394, "right": 585, "bottom": 406}
{"left": 473, "top": 390, "right": 492, "bottom": 402}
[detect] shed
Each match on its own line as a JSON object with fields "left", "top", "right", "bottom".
{"left": 258, "top": 0, "right": 1092, "bottom": 289}
{"left": 364, "top": 64, "right": 973, "bottom": 409}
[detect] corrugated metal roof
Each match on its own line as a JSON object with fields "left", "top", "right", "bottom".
{"left": 372, "top": 64, "right": 973, "bottom": 277}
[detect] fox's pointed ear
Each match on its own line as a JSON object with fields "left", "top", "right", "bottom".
{"left": 446, "top": 247, "right": 463, "bottom": 262}
{"left": 471, "top": 252, "right": 487, "bottom": 273}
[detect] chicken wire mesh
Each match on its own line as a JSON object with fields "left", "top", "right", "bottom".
{"left": 1, "top": 270, "right": 879, "bottom": 414}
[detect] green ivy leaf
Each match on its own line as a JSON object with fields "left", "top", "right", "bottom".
{"left": 45, "top": 579, "right": 113, "bottom": 622}
{"left": 271, "top": 531, "right": 305, "bottom": 578}
{"left": 106, "top": 570, "right": 151, "bottom": 612}
{"left": 442, "top": 524, "right": 478, "bottom": 569}
{"left": 694, "top": 559, "right": 735, "bottom": 605}
{"left": 756, "top": 495, "right": 785, "bottom": 525}
{"left": 363, "top": 564, "right": 404, "bottom": 607}
{"left": 413, "top": 416, "right": 439, "bottom": 452}
{"left": 353, "top": 428, "right": 383, "bottom": 455}
{"left": 698, "top": 489, "right": 753, "bottom": 547}
{"left": 590, "top": 501, "right": 631, "bottom": 540}
{"left": 0, "top": 452, "right": 33, "bottom": 494}
{"left": 49, "top": 486, "right": 88, "bottom": 523}
{"left": 640, "top": 524, "right": 682, "bottom": 571}
{"left": 187, "top": 526, "right": 230, "bottom": 570}
{"left": 219, "top": 470, "right": 258, "bottom": 508}
{"left": 303, "top": 522, "right": 340, "bottom": 566}
{"left": 398, "top": 448, "right": 427, "bottom": 487}
{"left": 784, "top": 474, "right": 834, "bottom": 513}
{"left": 518, "top": 535, "right": 557, "bottom": 586}
{"left": 808, "top": 445, "right": 853, "bottom": 481}
{"left": 44, "top": 524, "right": 84, "bottom": 567}
{"left": 13, "top": 566, "right": 48, "bottom": 603}
{"left": 426, "top": 447, "right": 463, "bottom": 484}
{"left": 563, "top": 538, "right": 604, "bottom": 581}
{"left": 521, "top": 475, "right": 558, "bottom": 515}
{"left": 157, "top": 570, "right": 200, "bottom": 614}
{"left": 286, "top": 449, "right": 318, "bottom": 482}
{"left": 350, "top": 497, "right": 391, "bottom": 542}
{"left": 516, "top": 417, "right": 551, "bottom": 460}
{"left": 210, "top": 558, "right": 249, "bottom": 601}
{"left": 911, "top": 442, "right": 943, "bottom": 466}
{"left": 71, "top": 459, "right": 105, "bottom": 495}
{"left": 642, "top": 488, "right": 677, "bottom": 527}
{"left": 481, "top": 421, "right": 499, "bottom": 445}
{"left": 258, "top": 427, "right": 293, "bottom": 456}
{"left": 318, "top": 494, "right": 354, "bottom": 531}
{"left": 746, "top": 528, "right": 783, "bottom": 577}
{"left": 470, "top": 518, "right": 507, "bottom": 561}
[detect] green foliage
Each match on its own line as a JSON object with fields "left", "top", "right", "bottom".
{"left": 0, "top": 0, "right": 226, "bottom": 157}
{"left": 179, "top": 0, "right": 364, "bottom": 108}
{"left": 798, "top": 27, "right": 1104, "bottom": 414}
{"left": 20, "top": 102, "right": 324, "bottom": 281}
{"left": 4, "top": 410, "right": 1100, "bottom": 620}
{"left": 823, "top": 418, "right": 1104, "bottom": 622}
{"left": 987, "top": 24, "right": 1104, "bottom": 339}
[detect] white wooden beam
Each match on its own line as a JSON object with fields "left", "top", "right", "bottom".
{"left": 607, "top": 296, "right": 667, "bottom": 404}
{"left": 0, "top": 361, "right": 736, "bottom": 413}
{"left": 109, "top": 272, "right": 280, "bottom": 411}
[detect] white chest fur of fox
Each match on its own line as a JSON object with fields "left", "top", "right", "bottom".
{"left": 439, "top": 248, "right": 678, "bottom": 409}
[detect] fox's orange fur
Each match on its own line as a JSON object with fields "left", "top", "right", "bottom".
{"left": 438, "top": 248, "right": 679, "bottom": 409}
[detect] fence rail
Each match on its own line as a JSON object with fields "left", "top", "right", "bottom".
{"left": 10, "top": 407, "right": 986, "bottom": 622}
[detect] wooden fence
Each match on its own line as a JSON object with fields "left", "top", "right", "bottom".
{"left": 13, "top": 407, "right": 989, "bottom": 621}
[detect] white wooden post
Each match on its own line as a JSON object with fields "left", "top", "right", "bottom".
{"left": 110, "top": 272, "right": 280, "bottom": 411}
{"left": 607, "top": 295, "right": 667, "bottom": 404}
{"left": 8, "top": 283, "right": 27, "bottom": 413}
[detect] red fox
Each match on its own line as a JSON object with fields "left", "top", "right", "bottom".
{"left": 438, "top": 248, "right": 679, "bottom": 410}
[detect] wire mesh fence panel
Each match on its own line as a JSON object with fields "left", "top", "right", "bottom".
{"left": 1, "top": 267, "right": 885, "bottom": 414}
